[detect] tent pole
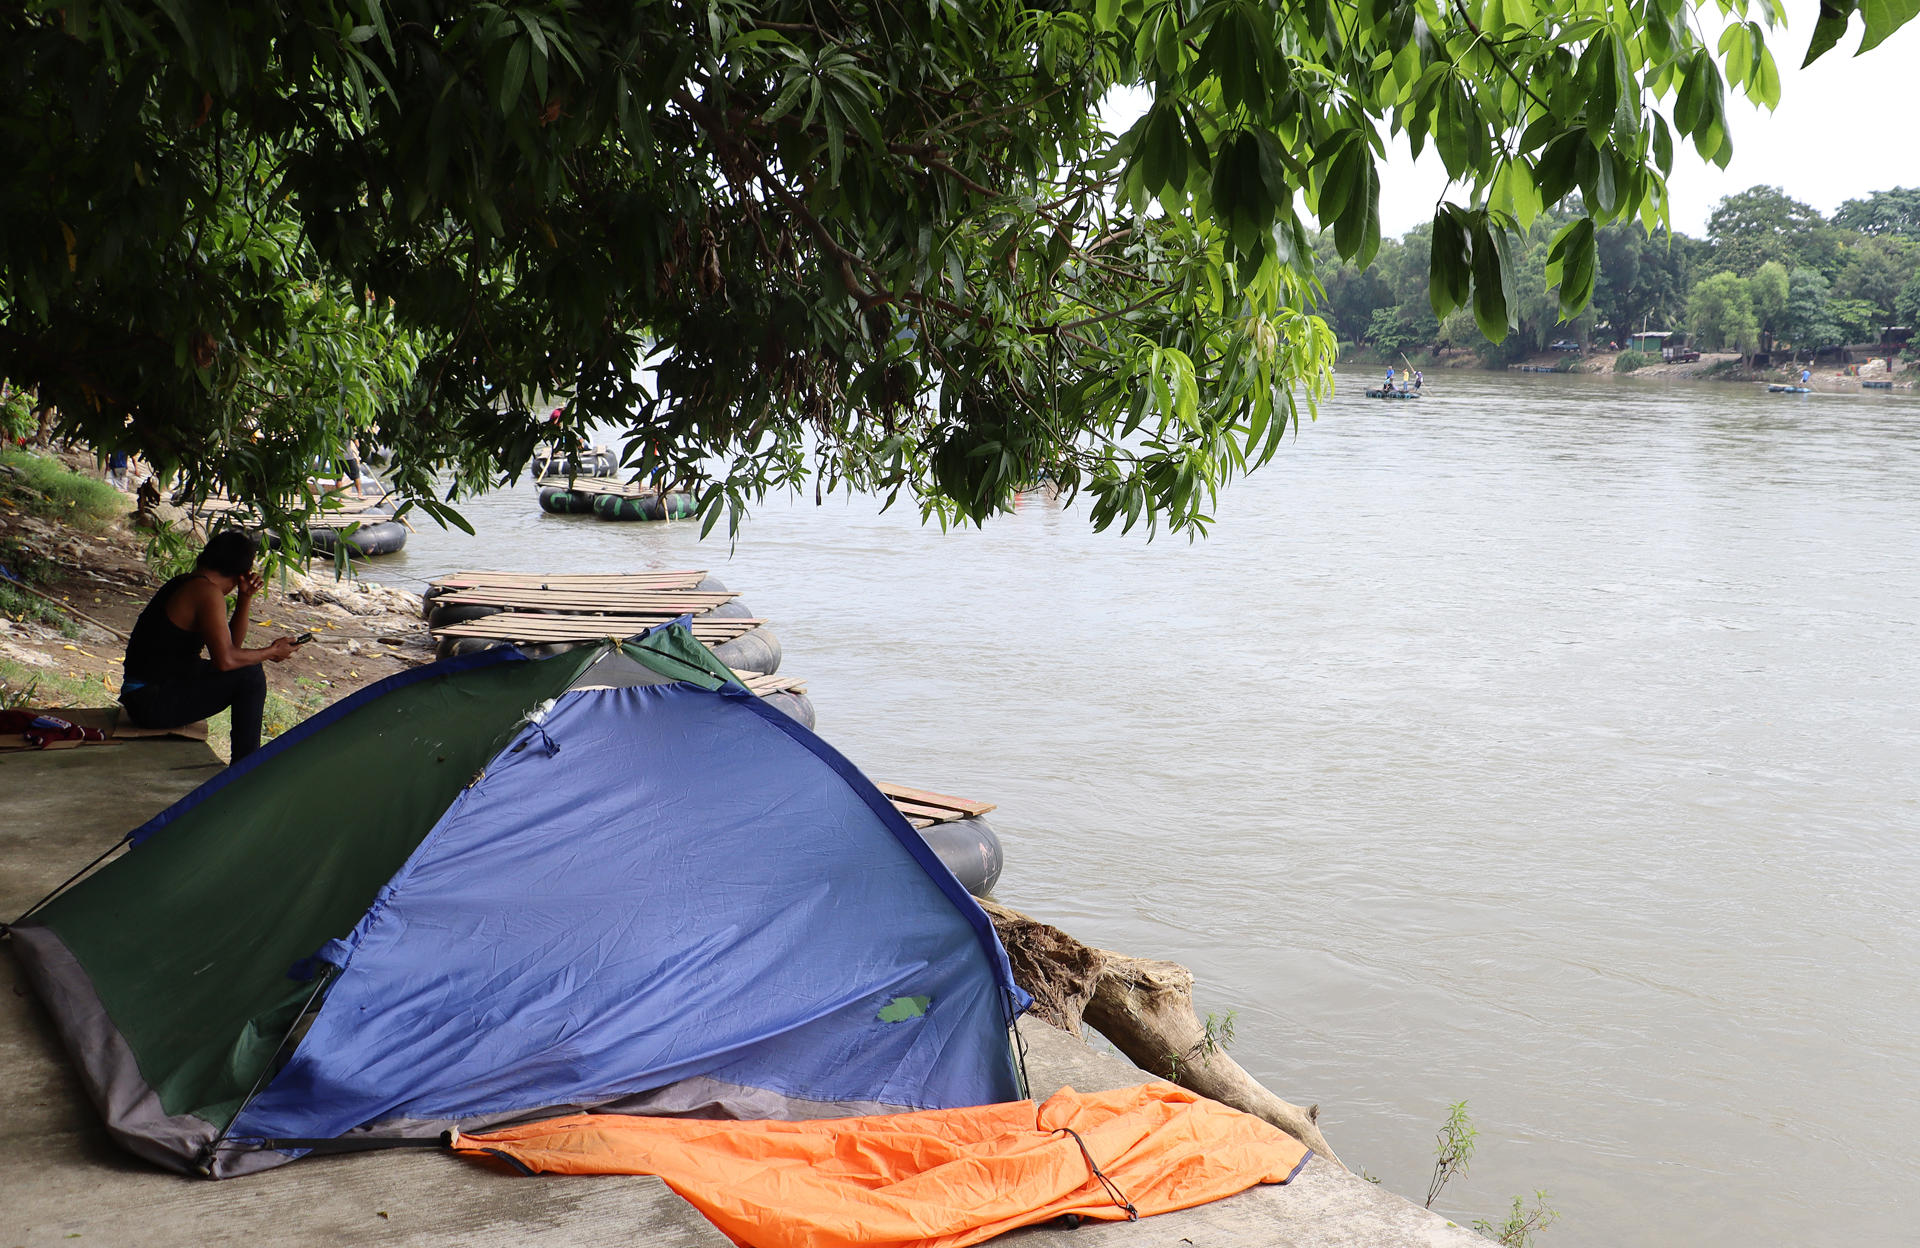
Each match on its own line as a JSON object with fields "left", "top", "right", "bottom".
{"left": 4, "top": 834, "right": 133, "bottom": 932}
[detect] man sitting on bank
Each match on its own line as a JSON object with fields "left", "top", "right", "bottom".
{"left": 120, "top": 531, "right": 304, "bottom": 762}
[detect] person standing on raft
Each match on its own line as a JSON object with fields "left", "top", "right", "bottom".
{"left": 119, "top": 531, "right": 304, "bottom": 762}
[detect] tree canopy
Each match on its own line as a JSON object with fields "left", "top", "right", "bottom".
{"left": 3, "top": 0, "right": 1915, "bottom": 538}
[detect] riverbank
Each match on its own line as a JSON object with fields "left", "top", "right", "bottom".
{"left": 1, "top": 719, "right": 1483, "bottom": 1248}
{"left": 0, "top": 447, "right": 426, "bottom": 759}
{"left": 1340, "top": 343, "right": 1919, "bottom": 390}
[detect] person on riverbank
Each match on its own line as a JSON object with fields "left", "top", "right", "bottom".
{"left": 1800, "top": 367, "right": 1812, "bottom": 388}
{"left": 338, "top": 437, "right": 364, "bottom": 498}
{"left": 119, "top": 531, "right": 303, "bottom": 762}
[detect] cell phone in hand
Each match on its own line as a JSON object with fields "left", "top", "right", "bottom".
{"left": 293, "top": 632, "right": 315, "bottom": 645}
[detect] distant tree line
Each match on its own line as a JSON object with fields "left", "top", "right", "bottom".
{"left": 1317, "top": 186, "right": 1920, "bottom": 364}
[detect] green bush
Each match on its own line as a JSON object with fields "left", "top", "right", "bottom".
{"left": 0, "top": 386, "right": 34, "bottom": 443}
{"left": 0, "top": 446, "right": 126, "bottom": 531}
{"left": 1614, "top": 350, "right": 1650, "bottom": 373}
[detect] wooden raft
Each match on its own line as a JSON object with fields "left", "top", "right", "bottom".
{"left": 873, "top": 782, "right": 996, "bottom": 830}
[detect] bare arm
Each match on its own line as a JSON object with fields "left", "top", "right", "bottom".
{"left": 228, "top": 570, "right": 262, "bottom": 648}
{"left": 181, "top": 579, "right": 295, "bottom": 671}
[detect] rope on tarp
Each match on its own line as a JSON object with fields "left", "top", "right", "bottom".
{"left": 1052, "top": 1126, "right": 1139, "bottom": 1221}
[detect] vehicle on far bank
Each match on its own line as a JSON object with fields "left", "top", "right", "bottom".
{"left": 1664, "top": 346, "right": 1701, "bottom": 363}
{"left": 1549, "top": 339, "right": 1582, "bottom": 352}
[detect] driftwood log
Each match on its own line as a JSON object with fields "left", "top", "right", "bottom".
{"left": 980, "top": 897, "right": 1342, "bottom": 1168}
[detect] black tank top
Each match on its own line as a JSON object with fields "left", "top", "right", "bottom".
{"left": 124, "top": 575, "right": 210, "bottom": 682}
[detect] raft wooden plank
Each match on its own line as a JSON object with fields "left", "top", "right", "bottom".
{"left": 733, "top": 672, "right": 806, "bottom": 695}
{"left": 439, "top": 608, "right": 724, "bottom": 626}
{"left": 306, "top": 513, "right": 398, "bottom": 530}
{"left": 432, "top": 616, "right": 762, "bottom": 636}
{"left": 433, "top": 590, "right": 738, "bottom": 610}
{"left": 433, "top": 617, "right": 763, "bottom": 641}
{"left": 886, "top": 798, "right": 975, "bottom": 822}
{"left": 902, "top": 815, "right": 936, "bottom": 829}
{"left": 435, "top": 570, "right": 707, "bottom": 587}
{"left": 533, "top": 477, "right": 670, "bottom": 498}
{"left": 871, "top": 781, "right": 997, "bottom": 817}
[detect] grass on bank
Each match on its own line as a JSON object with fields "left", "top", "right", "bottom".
{"left": 0, "top": 581, "right": 81, "bottom": 637}
{"left": 1, "top": 656, "right": 335, "bottom": 762}
{"left": 0, "top": 445, "right": 128, "bottom": 533}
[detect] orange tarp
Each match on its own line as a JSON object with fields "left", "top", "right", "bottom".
{"left": 454, "top": 1083, "right": 1311, "bottom": 1248}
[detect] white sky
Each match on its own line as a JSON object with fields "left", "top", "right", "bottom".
{"left": 1106, "top": 15, "right": 1920, "bottom": 240}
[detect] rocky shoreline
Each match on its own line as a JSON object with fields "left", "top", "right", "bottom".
{"left": 1, "top": 448, "right": 429, "bottom": 752}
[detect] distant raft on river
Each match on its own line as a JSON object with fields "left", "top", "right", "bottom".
{"left": 1364, "top": 387, "right": 1422, "bottom": 399}
{"left": 536, "top": 475, "right": 697, "bottom": 522}
{"left": 199, "top": 487, "right": 409, "bottom": 559}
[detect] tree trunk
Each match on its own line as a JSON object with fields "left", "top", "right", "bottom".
{"left": 979, "top": 897, "right": 1342, "bottom": 1168}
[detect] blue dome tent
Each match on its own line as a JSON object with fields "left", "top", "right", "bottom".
{"left": 12, "top": 623, "right": 1028, "bottom": 1177}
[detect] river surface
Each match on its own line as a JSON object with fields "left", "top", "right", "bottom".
{"left": 365, "top": 371, "right": 1920, "bottom": 1247}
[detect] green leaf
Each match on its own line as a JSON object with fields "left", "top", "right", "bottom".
{"left": 1330, "top": 148, "right": 1380, "bottom": 268}
{"left": 1428, "top": 205, "right": 1471, "bottom": 319}
{"left": 499, "top": 38, "right": 528, "bottom": 114}
{"left": 1860, "top": 0, "right": 1920, "bottom": 52}
{"left": 1545, "top": 216, "right": 1596, "bottom": 319}
{"left": 1582, "top": 32, "right": 1619, "bottom": 144}
{"left": 1803, "top": 2, "right": 1857, "bottom": 65}
{"left": 1469, "top": 214, "right": 1512, "bottom": 341}
{"left": 1751, "top": 45, "right": 1781, "bottom": 108}
{"left": 1534, "top": 130, "right": 1584, "bottom": 205}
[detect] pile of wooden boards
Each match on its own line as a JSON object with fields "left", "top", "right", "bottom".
{"left": 425, "top": 570, "right": 803, "bottom": 696}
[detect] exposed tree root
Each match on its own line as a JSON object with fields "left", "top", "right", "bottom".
{"left": 981, "top": 897, "right": 1342, "bottom": 1168}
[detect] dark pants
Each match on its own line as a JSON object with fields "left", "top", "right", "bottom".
{"left": 122, "top": 661, "right": 267, "bottom": 761}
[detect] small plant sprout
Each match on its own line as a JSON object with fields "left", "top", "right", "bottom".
{"left": 1474, "top": 1192, "right": 1559, "bottom": 1247}
{"left": 1164, "top": 1009, "right": 1239, "bottom": 1082}
{"left": 1426, "top": 1100, "right": 1477, "bottom": 1209}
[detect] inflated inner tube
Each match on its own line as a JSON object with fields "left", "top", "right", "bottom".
{"left": 309, "top": 518, "right": 407, "bottom": 558}
{"left": 710, "top": 625, "right": 780, "bottom": 675}
{"left": 593, "top": 492, "right": 697, "bottom": 522}
{"left": 426, "top": 603, "right": 503, "bottom": 630}
{"left": 420, "top": 582, "right": 454, "bottom": 620}
{"left": 695, "top": 575, "right": 754, "bottom": 619}
{"left": 758, "top": 690, "right": 815, "bottom": 730}
{"left": 436, "top": 635, "right": 510, "bottom": 661}
{"left": 538, "top": 486, "right": 597, "bottom": 515}
{"left": 916, "top": 815, "right": 1004, "bottom": 897}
